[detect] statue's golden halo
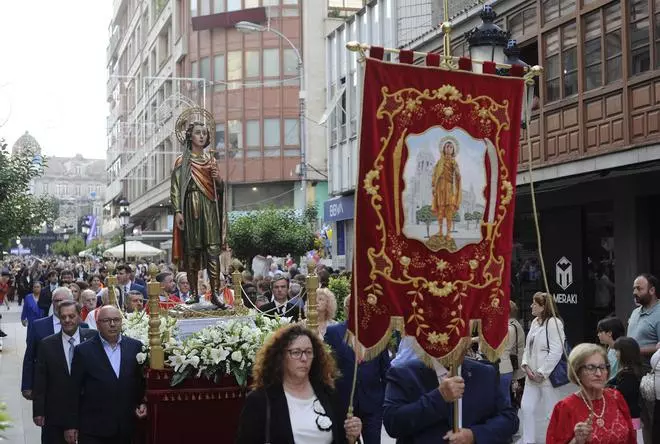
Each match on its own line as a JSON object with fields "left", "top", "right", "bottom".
{"left": 175, "top": 107, "right": 216, "bottom": 148}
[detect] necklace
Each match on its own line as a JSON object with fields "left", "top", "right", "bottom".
{"left": 579, "top": 392, "right": 606, "bottom": 428}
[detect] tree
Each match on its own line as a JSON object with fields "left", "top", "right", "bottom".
{"left": 472, "top": 211, "right": 483, "bottom": 228}
{"left": 328, "top": 275, "right": 350, "bottom": 321}
{"left": 228, "top": 208, "right": 315, "bottom": 263}
{"left": 51, "top": 237, "right": 86, "bottom": 257}
{"left": 416, "top": 205, "right": 435, "bottom": 238}
{"left": 464, "top": 212, "right": 473, "bottom": 229}
{"left": 0, "top": 140, "right": 57, "bottom": 248}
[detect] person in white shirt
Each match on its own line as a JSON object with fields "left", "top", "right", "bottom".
{"left": 520, "top": 292, "right": 566, "bottom": 443}
{"left": 85, "top": 288, "right": 110, "bottom": 330}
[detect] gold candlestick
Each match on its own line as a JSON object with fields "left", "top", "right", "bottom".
{"left": 107, "top": 275, "right": 118, "bottom": 308}
{"left": 232, "top": 270, "right": 247, "bottom": 314}
{"left": 306, "top": 274, "right": 319, "bottom": 331}
{"left": 147, "top": 263, "right": 164, "bottom": 370}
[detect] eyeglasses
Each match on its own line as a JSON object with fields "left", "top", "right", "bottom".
{"left": 287, "top": 348, "right": 314, "bottom": 360}
{"left": 581, "top": 364, "right": 609, "bottom": 374}
{"left": 97, "top": 318, "right": 122, "bottom": 325}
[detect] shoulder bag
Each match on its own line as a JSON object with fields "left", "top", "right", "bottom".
{"left": 640, "top": 362, "right": 658, "bottom": 402}
{"left": 545, "top": 319, "right": 570, "bottom": 387}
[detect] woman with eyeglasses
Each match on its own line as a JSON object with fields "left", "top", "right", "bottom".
{"left": 546, "top": 343, "right": 636, "bottom": 443}
{"left": 237, "top": 324, "right": 362, "bottom": 444}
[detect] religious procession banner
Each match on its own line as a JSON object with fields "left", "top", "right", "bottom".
{"left": 348, "top": 52, "right": 525, "bottom": 365}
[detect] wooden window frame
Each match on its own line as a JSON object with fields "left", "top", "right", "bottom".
{"left": 629, "top": 0, "right": 651, "bottom": 76}
{"left": 604, "top": 3, "right": 623, "bottom": 84}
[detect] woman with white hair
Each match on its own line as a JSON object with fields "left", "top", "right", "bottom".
{"left": 311, "top": 288, "right": 338, "bottom": 338}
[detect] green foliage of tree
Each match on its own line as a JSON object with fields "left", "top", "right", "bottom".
{"left": 464, "top": 212, "right": 473, "bottom": 229}
{"left": 228, "top": 208, "right": 315, "bottom": 262}
{"left": 416, "top": 205, "right": 434, "bottom": 238}
{"left": 51, "top": 237, "right": 86, "bottom": 257}
{"left": 453, "top": 212, "right": 461, "bottom": 222}
{"left": 328, "top": 275, "right": 350, "bottom": 321}
{"left": 0, "top": 140, "right": 57, "bottom": 247}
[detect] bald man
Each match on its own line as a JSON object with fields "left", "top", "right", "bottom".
{"left": 64, "top": 307, "right": 146, "bottom": 444}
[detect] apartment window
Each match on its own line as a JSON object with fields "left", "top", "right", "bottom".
{"left": 264, "top": 118, "right": 280, "bottom": 149}
{"left": 630, "top": 0, "right": 650, "bottom": 75}
{"left": 584, "top": 11, "right": 601, "bottom": 90}
{"left": 656, "top": 0, "right": 660, "bottom": 68}
{"left": 263, "top": 0, "right": 279, "bottom": 5}
{"left": 245, "top": 50, "right": 260, "bottom": 78}
{"left": 544, "top": 22, "right": 576, "bottom": 102}
{"left": 191, "top": 61, "right": 199, "bottom": 79}
{"left": 201, "top": 0, "right": 210, "bottom": 15}
{"left": 215, "top": 123, "right": 226, "bottom": 150}
{"left": 605, "top": 4, "right": 622, "bottom": 83}
{"left": 508, "top": 7, "right": 537, "bottom": 39}
{"left": 214, "top": 54, "right": 225, "bottom": 91}
{"left": 227, "top": 120, "right": 243, "bottom": 157}
{"left": 283, "top": 0, "right": 297, "bottom": 3}
{"left": 283, "top": 49, "right": 298, "bottom": 76}
{"left": 200, "top": 57, "right": 211, "bottom": 82}
{"left": 542, "top": 0, "right": 574, "bottom": 24}
{"left": 190, "top": 0, "right": 198, "bottom": 17}
{"left": 213, "top": 0, "right": 224, "bottom": 13}
{"left": 245, "top": 0, "right": 260, "bottom": 7}
{"left": 227, "top": 51, "right": 242, "bottom": 89}
{"left": 284, "top": 119, "right": 299, "bottom": 145}
{"left": 246, "top": 120, "right": 261, "bottom": 158}
{"left": 227, "top": 0, "right": 241, "bottom": 11}
{"left": 263, "top": 49, "right": 280, "bottom": 77}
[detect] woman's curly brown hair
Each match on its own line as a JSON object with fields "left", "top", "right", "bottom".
{"left": 251, "top": 324, "right": 339, "bottom": 390}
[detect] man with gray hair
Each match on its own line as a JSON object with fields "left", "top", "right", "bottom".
{"left": 22, "top": 287, "right": 75, "bottom": 400}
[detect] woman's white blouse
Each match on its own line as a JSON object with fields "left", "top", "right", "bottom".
{"left": 285, "top": 391, "right": 333, "bottom": 444}
{"left": 521, "top": 317, "right": 565, "bottom": 378}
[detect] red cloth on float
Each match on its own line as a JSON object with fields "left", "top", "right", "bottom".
{"left": 546, "top": 388, "right": 636, "bottom": 444}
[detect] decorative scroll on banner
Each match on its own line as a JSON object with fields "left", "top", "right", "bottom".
{"left": 348, "top": 53, "right": 525, "bottom": 366}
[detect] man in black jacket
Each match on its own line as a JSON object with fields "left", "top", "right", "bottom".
{"left": 39, "top": 271, "right": 60, "bottom": 313}
{"left": 64, "top": 306, "right": 146, "bottom": 444}
{"left": 258, "top": 276, "right": 304, "bottom": 321}
{"left": 33, "top": 300, "right": 97, "bottom": 444}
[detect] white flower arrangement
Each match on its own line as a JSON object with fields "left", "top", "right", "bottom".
{"left": 122, "top": 311, "right": 178, "bottom": 364}
{"left": 164, "top": 315, "right": 291, "bottom": 387}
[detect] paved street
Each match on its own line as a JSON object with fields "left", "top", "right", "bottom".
{"left": 0, "top": 302, "right": 40, "bottom": 444}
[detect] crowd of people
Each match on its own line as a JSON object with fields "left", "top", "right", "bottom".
{"left": 0, "top": 255, "right": 660, "bottom": 443}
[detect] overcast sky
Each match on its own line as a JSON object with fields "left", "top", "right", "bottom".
{"left": 0, "top": 1, "right": 111, "bottom": 159}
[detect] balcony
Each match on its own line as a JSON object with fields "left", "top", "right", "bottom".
{"left": 328, "top": 0, "right": 364, "bottom": 18}
{"left": 106, "top": 30, "right": 121, "bottom": 63}
{"left": 173, "top": 36, "right": 187, "bottom": 62}
{"left": 107, "top": 75, "right": 119, "bottom": 101}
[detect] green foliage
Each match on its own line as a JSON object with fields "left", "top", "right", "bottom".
{"left": 416, "top": 205, "right": 434, "bottom": 238}
{"left": 453, "top": 212, "right": 461, "bottom": 222}
{"left": 51, "top": 237, "right": 86, "bottom": 257}
{"left": 303, "top": 204, "right": 319, "bottom": 228}
{"left": 0, "top": 402, "right": 11, "bottom": 436}
{"left": 0, "top": 140, "right": 57, "bottom": 247}
{"left": 228, "top": 208, "right": 315, "bottom": 262}
{"left": 329, "top": 275, "right": 351, "bottom": 321}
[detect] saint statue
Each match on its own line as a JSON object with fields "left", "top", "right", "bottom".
{"left": 171, "top": 110, "right": 226, "bottom": 307}
{"left": 431, "top": 138, "right": 462, "bottom": 239}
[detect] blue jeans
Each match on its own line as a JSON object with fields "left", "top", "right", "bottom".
{"left": 500, "top": 372, "right": 513, "bottom": 407}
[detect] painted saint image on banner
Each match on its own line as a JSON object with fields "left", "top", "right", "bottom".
{"left": 402, "top": 127, "right": 488, "bottom": 252}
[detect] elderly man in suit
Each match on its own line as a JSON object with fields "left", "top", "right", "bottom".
{"left": 64, "top": 306, "right": 146, "bottom": 444}
{"left": 258, "top": 276, "right": 304, "bottom": 321}
{"left": 33, "top": 300, "right": 96, "bottom": 444}
{"left": 383, "top": 341, "right": 519, "bottom": 444}
{"left": 325, "top": 296, "right": 390, "bottom": 444}
{"left": 22, "top": 287, "right": 75, "bottom": 400}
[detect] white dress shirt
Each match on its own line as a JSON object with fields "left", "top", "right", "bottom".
{"left": 61, "top": 329, "right": 81, "bottom": 373}
{"left": 100, "top": 334, "right": 122, "bottom": 378}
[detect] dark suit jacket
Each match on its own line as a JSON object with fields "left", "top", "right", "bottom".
{"left": 383, "top": 358, "right": 519, "bottom": 444}
{"left": 325, "top": 322, "right": 390, "bottom": 417}
{"left": 22, "top": 316, "right": 90, "bottom": 392}
{"left": 33, "top": 328, "right": 98, "bottom": 426}
{"left": 38, "top": 285, "right": 57, "bottom": 312}
{"left": 259, "top": 300, "right": 304, "bottom": 321}
{"left": 236, "top": 382, "right": 348, "bottom": 444}
{"left": 66, "top": 335, "right": 145, "bottom": 438}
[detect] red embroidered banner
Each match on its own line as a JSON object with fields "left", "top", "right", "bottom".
{"left": 348, "top": 57, "right": 524, "bottom": 365}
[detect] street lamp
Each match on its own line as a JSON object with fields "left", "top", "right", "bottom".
{"left": 81, "top": 217, "right": 90, "bottom": 244}
{"left": 118, "top": 198, "right": 131, "bottom": 262}
{"left": 466, "top": 5, "right": 532, "bottom": 128}
{"left": 235, "top": 21, "right": 308, "bottom": 211}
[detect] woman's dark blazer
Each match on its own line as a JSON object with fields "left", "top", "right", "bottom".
{"left": 236, "top": 381, "right": 348, "bottom": 444}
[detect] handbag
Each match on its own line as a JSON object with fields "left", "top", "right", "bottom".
{"left": 545, "top": 319, "right": 570, "bottom": 387}
{"left": 640, "top": 361, "right": 658, "bottom": 402}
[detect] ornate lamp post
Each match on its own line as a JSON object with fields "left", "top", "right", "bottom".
{"left": 467, "top": 6, "right": 534, "bottom": 128}
{"left": 118, "top": 198, "right": 131, "bottom": 262}
{"left": 81, "top": 217, "right": 90, "bottom": 244}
